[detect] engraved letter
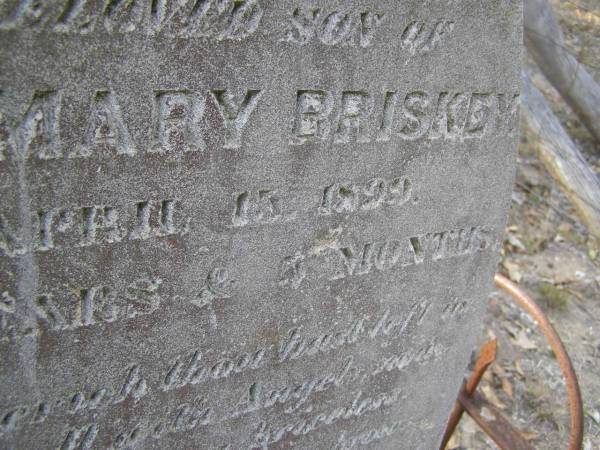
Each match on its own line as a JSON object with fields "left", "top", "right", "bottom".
{"left": 15, "top": 91, "right": 61, "bottom": 161}
{"left": 464, "top": 93, "right": 493, "bottom": 137}
{"left": 319, "top": 183, "right": 358, "bottom": 215}
{"left": 496, "top": 93, "right": 520, "bottom": 134}
{"left": 281, "top": 7, "right": 320, "bottom": 45}
{"left": 219, "top": 0, "right": 263, "bottom": 41}
{"left": 429, "top": 92, "right": 469, "bottom": 139}
{"left": 60, "top": 424, "right": 98, "bottom": 450}
{"left": 279, "top": 254, "right": 306, "bottom": 289}
{"left": 318, "top": 11, "right": 353, "bottom": 46}
{"left": 358, "top": 12, "right": 384, "bottom": 48}
{"left": 0, "top": 214, "right": 25, "bottom": 257}
{"left": 332, "top": 243, "right": 377, "bottom": 279}
{"left": 77, "top": 286, "right": 120, "bottom": 326}
{"left": 103, "top": 0, "right": 144, "bottom": 34}
{"left": 54, "top": 0, "right": 98, "bottom": 34}
{"left": 399, "top": 91, "right": 430, "bottom": 140}
{"left": 80, "top": 206, "right": 122, "bottom": 245}
{"left": 35, "top": 294, "right": 67, "bottom": 330}
{"left": 334, "top": 91, "right": 372, "bottom": 143}
{"left": 210, "top": 89, "right": 262, "bottom": 149}
{"left": 376, "top": 92, "right": 398, "bottom": 142}
{"left": 151, "top": 90, "right": 205, "bottom": 154}
{"left": 76, "top": 90, "right": 135, "bottom": 157}
{"left": 34, "top": 208, "right": 73, "bottom": 251}
{"left": 0, "top": 291, "right": 15, "bottom": 333}
{"left": 0, "top": 108, "right": 13, "bottom": 161}
{"left": 125, "top": 277, "right": 161, "bottom": 318}
{"left": 291, "top": 90, "right": 333, "bottom": 145}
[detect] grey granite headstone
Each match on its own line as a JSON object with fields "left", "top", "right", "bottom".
{"left": 0, "top": 1, "right": 521, "bottom": 448}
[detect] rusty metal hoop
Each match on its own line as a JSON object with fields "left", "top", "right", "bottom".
{"left": 439, "top": 274, "right": 584, "bottom": 450}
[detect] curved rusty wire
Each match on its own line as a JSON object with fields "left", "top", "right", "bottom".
{"left": 494, "top": 273, "right": 584, "bottom": 450}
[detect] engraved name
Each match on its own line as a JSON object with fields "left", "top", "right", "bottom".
{"left": 0, "top": 88, "right": 262, "bottom": 163}
{"left": 0, "top": 88, "right": 516, "bottom": 165}
{"left": 291, "top": 90, "right": 519, "bottom": 145}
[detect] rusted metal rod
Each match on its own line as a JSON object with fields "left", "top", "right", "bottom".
{"left": 440, "top": 274, "right": 584, "bottom": 450}
{"left": 438, "top": 340, "right": 497, "bottom": 449}
{"left": 494, "top": 273, "right": 584, "bottom": 450}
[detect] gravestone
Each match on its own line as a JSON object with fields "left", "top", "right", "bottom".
{"left": 0, "top": 1, "right": 522, "bottom": 448}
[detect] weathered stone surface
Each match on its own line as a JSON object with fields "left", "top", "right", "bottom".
{"left": 0, "top": 1, "right": 521, "bottom": 448}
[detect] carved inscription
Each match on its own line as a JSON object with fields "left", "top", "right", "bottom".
{"left": 331, "top": 226, "right": 494, "bottom": 280}
{"left": 291, "top": 90, "right": 520, "bottom": 145}
{"left": 150, "top": 90, "right": 205, "bottom": 154}
{"left": 252, "top": 387, "right": 404, "bottom": 447}
{"left": 0, "top": 199, "right": 188, "bottom": 257}
{"left": 401, "top": 20, "right": 455, "bottom": 55}
{"left": 162, "top": 347, "right": 267, "bottom": 391}
{"left": 0, "top": 366, "right": 147, "bottom": 435}
{"left": 0, "top": 2, "right": 458, "bottom": 55}
{"left": 281, "top": 8, "right": 384, "bottom": 48}
{"left": 0, "top": 301, "right": 451, "bottom": 448}
{"left": 0, "top": 0, "right": 263, "bottom": 40}
{"left": 35, "top": 277, "right": 160, "bottom": 334}
{"left": 0, "top": 278, "right": 163, "bottom": 343}
{"left": 0, "top": 0, "right": 520, "bottom": 447}
{"left": 1, "top": 90, "right": 61, "bottom": 161}
{"left": 191, "top": 267, "right": 235, "bottom": 309}
{"left": 319, "top": 176, "right": 413, "bottom": 215}
{"left": 0, "top": 88, "right": 517, "bottom": 164}
{"left": 232, "top": 173, "right": 412, "bottom": 229}
{"left": 232, "top": 190, "right": 284, "bottom": 227}
{"left": 0, "top": 88, "right": 261, "bottom": 163}
{"left": 333, "top": 418, "right": 434, "bottom": 450}
{"left": 281, "top": 226, "right": 496, "bottom": 288}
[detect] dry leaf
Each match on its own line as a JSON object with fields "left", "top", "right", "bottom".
{"left": 447, "top": 434, "right": 461, "bottom": 449}
{"left": 482, "top": 368, "right": 494, "bottom": 384}
{"left": 585, "top": 409, "right": 600, "bottom": 425}
{"left": 501, "top": 377, "right": 514, "bottom": 399}
{"left": 521, "top": 430, "right": 540, "bottom": 441}
{"left": 515, "top": 360, "right": 525, "bottom": 377}
{"left": 503, "top": 260, "right": 523, "bottom": 283}
{"left": 513, "top": 330, "right": 537, "bottom": 350}
{"left": 502, "top": 321, "right": 522, "bottom": 338}
{"left": 492, "top": 363, "right": 508, "bottom": 378}
{"left": 557, "top": 222, "right": 573, "bottom": 234}
{"left": 481, "top": 385, "right": 507, "bottom": 409}
{"left": 507, "top": 234, "right": 527, "bottom": 252}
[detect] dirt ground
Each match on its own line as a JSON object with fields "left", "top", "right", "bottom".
{"left": 449, "top": 1, "right": 600, "bottom": 449}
